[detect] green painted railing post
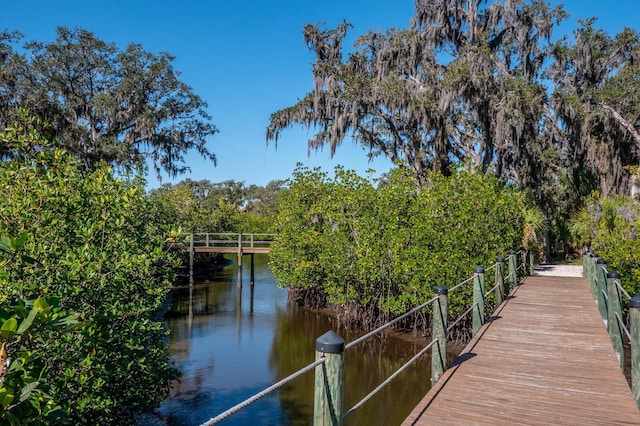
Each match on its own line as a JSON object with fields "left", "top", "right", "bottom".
{"left": 629, "top": 296, "right": 640, "bottom": 409}
{"left": 587, "top": 252, "right": 598, "bottom": 298}
{"left": 528, "top": 250, "right": 534, "bottom": 276}
{"left": 606, "top": 270, "right": 624, "bottom": 370}
{"left": 583, "top": 248, "right": 593, "bottom": 277}
{"left": 495, "top": 256, "right": 505, "bottom": 305}
{"left": 508, "top": 250, "right": 517, "bottom": 289}
{"left": 314, "top": 331, "right": 344, "bottom": 426}
{"left": 595, "top": 258, "right": 608, "bottom": 320}
{"left": 432, "top": 285, "right": 448, "bottom": 386}
{"left": 472, "top": 266, "right": 485, "bottom": 336}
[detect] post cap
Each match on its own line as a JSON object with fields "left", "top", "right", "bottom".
{"left": 474, "top": 265, "right": 485, "bottom": 274}
{"left": 596, "top": 258, "right": 607, "bottom": 265}
{"left": 585, "top": 248, "right": 594, "bottom": 255}
{"left": 316, "top": 330, "right": 345, "bottom": 354}
{"left": 496, "top": 256, "right": 505, "bottom": 263}
{"left": 630, "top": 295, "right": 640, "bottom": 309}
{"left": 606, "top": 270, "right": 620, "bottom": 279}
{"left": 590, "top": 252, "right": 597, "bottom": 257}
{"left": 434, "top": 285, "right": 448, "bottom": 295}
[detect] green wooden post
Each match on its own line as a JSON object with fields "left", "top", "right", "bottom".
{"left": 587, "top": 252, "right": 598, "bottom": 298}
{"left": 472, "top": 266, "right": 485, "bottom": 336}
{"left": 508, "top": 250, "right": 517, "bottom": 288}
{"left": 495, "top": 256, "right": 505, "bottom": 305}
{"left": 629, "top": 295, "right": 640, "bottom": 409}
{"left": 314, "top": 331, "right": 344, "bottom": 426}
{"left": 606, "top": 270, "right": 624, "bottom": 370}
{"left": 431, "top": 285, "right": 448, "bottom": 386}
{"left": 528, "top": 250, "right": 534, "bottom": 276}
{"left": 583, "top": 248, "right": 593, "bottom": 277}
{"left": 595, "top": 259, "right": 608, "bottom": 320}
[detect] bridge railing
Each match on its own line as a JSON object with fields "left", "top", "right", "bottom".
{"left": 584, "top": 250, "right": 640, "bottom": 409}
{"left": 182, "top": 232, "right": 276, "bottom": 249}
{"left": 198, "top": 249, "right": 529, "bottom": 425}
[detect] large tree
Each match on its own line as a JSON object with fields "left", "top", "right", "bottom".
{"left": 549, "top": 20, "right": 640, "bottom": 196}
{"left": 0, "top": 26, "right": 217, "bottom": 178}
{"left": 266, "top": 0, "right": 566, "bottom": 188}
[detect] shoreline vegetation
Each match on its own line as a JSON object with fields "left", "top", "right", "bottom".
{"left": 271, "top": 165, "right": 525, "bottom": 340}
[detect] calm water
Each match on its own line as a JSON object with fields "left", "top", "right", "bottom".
{"left": 147, "top": 254, "right": 432, "bottom": 425}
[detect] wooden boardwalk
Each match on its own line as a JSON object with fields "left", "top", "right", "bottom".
{"left": 403, "top": 275, "right": 640, "bottom": 425}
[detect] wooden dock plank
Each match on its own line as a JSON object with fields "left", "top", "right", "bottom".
{"left": 403, "top": 276, "right": 640, "bottom": 425}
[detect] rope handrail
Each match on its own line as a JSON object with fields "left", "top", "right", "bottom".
{"left": 448, "top": 275, "right": 476, "bottom": 293}
{"left": 199, "top": 357, "right": 326, "bottom": 425}
{"left": 345, "top": 262, "right": 500, "bottom": 351}
{"left": 342, "top": 338, "right": 439, "bottom": 419}
{"left": 616, "top": 280, "right": 631, "bottom": 301}
{"left": 345, "top": 296, "right": 438, "bottom": 350}
{"left": 485, "top": 283, "right": 500, "bottom": 299}
{"left": 615, "top": 311, "right": 632, "bottom": 342}
{"left": 448, "top": 303, "right": 476, "bottom": 333}
{"left": 484, "top": 262, "right": 498, "bottom": 273}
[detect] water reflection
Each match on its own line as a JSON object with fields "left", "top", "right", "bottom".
{"left": 149, "top": 254, "right": 432, "bottom": 425}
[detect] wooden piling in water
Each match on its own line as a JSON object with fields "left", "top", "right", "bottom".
{"left": 250, "top": 253, "right": 255, "bottom": 286}
{"left": 189, "top": 232, "right": 194, "bottom": 286}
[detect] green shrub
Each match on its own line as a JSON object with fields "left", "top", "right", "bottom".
{"left": 271, "top": 165, "right": 524, "bottom": 326}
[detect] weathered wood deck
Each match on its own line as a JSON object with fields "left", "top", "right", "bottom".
{"left": 403, "top": 275, "right": 640, "bottom": 425}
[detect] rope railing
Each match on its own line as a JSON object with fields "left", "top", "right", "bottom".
{"left": 342, "top": 338, "right": 440, "bottom": 420}
{"left": 584, "top": 249, "right": 640, "bottom": 409}
{"left": 616, "top": 279, "right": 632, "bottom": 301}
{"left": 448, "top": 275, "right": 476, "bottom": 293}
{"left": 448, "top": 304, "right": 476, "bottom": 333}
{"left": 345, "top": 296, "right": 438, "bottom": 351}
{"left": 615, "top": 311, "right": 632, "bottom": 342}
{"left": 196, "top": 250, "right": 526, "bottom": 425}
{"left": 200, "top": 357, "right": 326, "bottom": 425}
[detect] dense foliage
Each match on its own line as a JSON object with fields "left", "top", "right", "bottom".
{"left": 0, "top": 118, "right": 178, "bottom": 424}
{"left": 571, "top": 193, "right": 640, "bottom": 296}
{"left": 148, "top": 178, "right": 283, "bottom": 234}
{"left": 0, "top": 26, "right": 217, "bottom": 178}
{"left": 271, "top": 165, "right": 524, "bottom": 328}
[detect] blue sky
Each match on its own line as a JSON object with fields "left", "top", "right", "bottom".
{"left": 1, "top": 1, "right": 638, "bottom": 189}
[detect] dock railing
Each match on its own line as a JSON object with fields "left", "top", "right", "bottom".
{"left": 198, "top": 249, "right": 529, "bottom": 425}
{"left": 176, "top": 232, "right": 277, "bottom": 250}
{"left": 584, "top": 250, "right": 640, "bottom": 408}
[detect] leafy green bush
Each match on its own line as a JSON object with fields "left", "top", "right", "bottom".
{"left": 572, "top": 195, "right": 640, "bottom": 296}
{"left": 0, "top": 295, "right": 80, "bottom": 425}
{"left": 0, "top": 116, "right": 178, "bottom": 424}
{"left": 271, "top": 166, "right": 524, "bottom": 327}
